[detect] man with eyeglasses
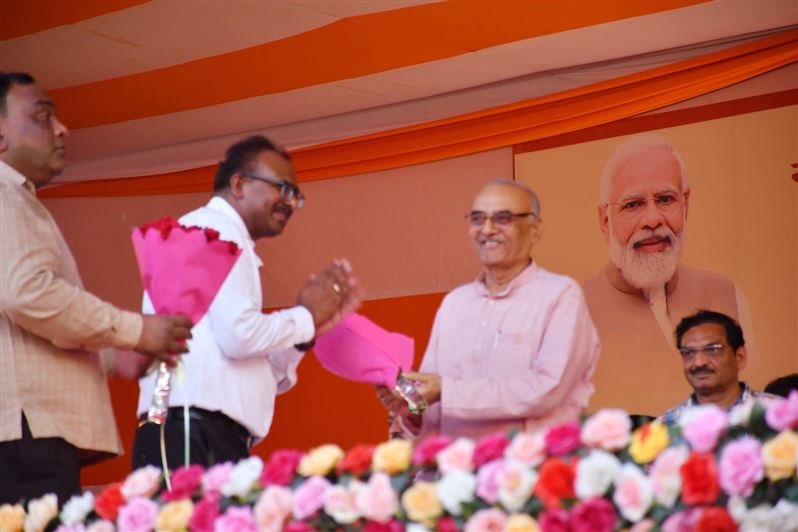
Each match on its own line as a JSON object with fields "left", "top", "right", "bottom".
{"left": 378, "top": 180, "right": 600, "bottom": 439}
{"left": 661, "top": 310, "right": 773, "bottom": 427}
{"left": 582, "top": 133, "right": 758, "bottom": 417}
{"left": 133, "top": 135, "right": 363, "bottom": 468}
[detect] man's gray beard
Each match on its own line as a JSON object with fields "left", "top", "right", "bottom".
{"left": 609, "top": 225, "right": 683, "bottom": 291}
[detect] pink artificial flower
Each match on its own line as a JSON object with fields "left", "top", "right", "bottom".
{"left": 649, "top": 446, "right": 689, "bottom": 508}
{"left": 162, "top": 465, "right": 204, "bottom": 502}
{"left": 475, "top": 458, "right": 505, "bottom": 504}
{"left": 545, "top": 421, "right": 582, "bottom": 457}
{"left": 718, "top": 436, "right": 764, "bottom": 497}
{"left": 436, "top": 437, "right": 475, "bottom": 474}
{"left": 202, "top": 462, "right": 234, "bottom": 495}
{"left": 765, "top": 391, "right": 798, "bottom": 431}
{"left": 292, "top": 476, "right": 332, "bottom": 520}
{"left": 464, "top": 508, "right": 507, "bottom": 532}
{"left": 613, "top": 463, "right": 653, "bottom": 523}
{"left": 413, "top": 435, "right": 453, "bottom": 467}
{"left": 581, "top": 409, "right": 632, "bottom": 451}
{"left": 681, "top": 405, "right": 729, "bottom": 453}
{"left": 661, "top": 508, "right": 702, "bottom": 532}
{"left": 189, "top": 493, "right": 220, "bottom": 532}
{"left": 121, "top": 465, "right": 162, "bottom": 500}
{"left": 254, "top": 486, "right": 293, "bottom": 532}
{"left": 213, "top": 506, "right": 256, "bottom": 532}
{"left": 117, "top": 497, "right": 159, "bottom": 532}
{"left": 54, "top": 526, "right": 86, "bottom": 532}
{"left": 260, "top": 449, "right": 305, "bottom": 487}
{"left": 354, "top": 473, "right": 399, "bottom": 523}
{"left": 473, "top": 432, "right": 511, "bottom": 468}
{"left": 629, "top": 519, "right": 655, "bottom": 532}
{"left": 538, "top": 509, "right": 570, "bottom": 532}
{"left": 505, "top": 431, "right": 546, "bottom": 467}
{"left": 362, "top": 519, "right": 404, "bottom": 532}
{"left": 570, "top": 497, "right": 617, "bottom": 532}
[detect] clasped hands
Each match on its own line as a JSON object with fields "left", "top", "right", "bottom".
{"left": 297, "top": 258, "right": 364, "bottom": 336}
{"left": 376, "top": 371, "right": 441, "bottom": 420}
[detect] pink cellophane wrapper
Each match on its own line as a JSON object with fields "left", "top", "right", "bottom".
{"left": 314, "top": 312, "right": 414, "bottom": 387}
{"left": 131, "top": 219, "right": 242, "bottom": 323}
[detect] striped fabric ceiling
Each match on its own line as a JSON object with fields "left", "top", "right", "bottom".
{"left": 2, "top": 0, "right": 796, "bottom": 186}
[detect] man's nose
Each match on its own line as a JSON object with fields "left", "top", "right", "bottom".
{"left": 638, "top": 198, "right": 664, "bottom": 229}
{"left": 54, "top": 117, "right": 69, "bottom": 138}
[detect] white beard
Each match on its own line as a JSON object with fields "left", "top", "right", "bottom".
{"left": 609, "top": 222, "right": 684, "bottom": 291}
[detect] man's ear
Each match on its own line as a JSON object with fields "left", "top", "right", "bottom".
{"left": 598, "top": 204, "right": 610, "bottom": 243}
{"left": 228, "top": 172, "right": 246, "bottom": 199}
{"left": 683, "top": 188, "right": 691, "bottom": 220}
{"left": 530, "top": 218, "right": 543, "bottom": 248}
{"left": 736, "top": 345, "right": 747, "bottom": 372}
{"left": 0, "top": 119, "right": 7, "bottom": 153}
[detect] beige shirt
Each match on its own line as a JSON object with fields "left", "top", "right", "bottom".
{"left": 0, "top": 161, "right": 142, "bottom": 464}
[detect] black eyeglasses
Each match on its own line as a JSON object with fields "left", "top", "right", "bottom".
{"left": 241, "top": 172, "right": 305, "bottom": 209}
{"left": 465, "top": 210, "right": 538, "bottom": 227}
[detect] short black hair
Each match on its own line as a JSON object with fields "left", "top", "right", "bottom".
{"left": 764, "top": 373, "right": 798, "bottom": 398}
{"left": 675, "top": 309, "right": 745, "bottom": 351}
{"left": 214, "top": 135, "right": 291, "bottom": 192}
{"left": 0, "top": 72, "right": 35, "bottom": 115}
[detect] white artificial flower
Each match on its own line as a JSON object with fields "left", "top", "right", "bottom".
{"left": 406, "top": 523, "right": 432, "bottom": 532}
{"left": 649, "top": 445, "right": 689, "bottom": 508}
{"left": 497, "top": 461, "right": 537, "bottom": 513}
{"left": 739, "top": 504, "right": 772, "bottom": 532}
{"left": 24, "top": 493, "right": 58, "bottom": 532}
{"left": 436, "top": 470, "right": 477, "bottom": 515}
{"left": 769, "top": 499, "right": 798, "bottom": 532}
{"left": 323, "top": 484, "right": 360, "bottom": 524}
{"left": 60, "top": 491, "right": 94, "bottom": 526}
{"left": 613, "top": 463, "right": 653, "bottom": 523}
{"left": 222, "top": 456, "right": 264, "bottom": 497}
{"left": 727, "top": 495, "right": 748, "bottom": 523}
{"left": 575, "top": 449, "right": 621, "bottom": 500}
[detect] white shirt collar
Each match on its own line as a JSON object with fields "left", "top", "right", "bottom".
{"left": 0, "top": 160, "right": 29, "bottom": 187}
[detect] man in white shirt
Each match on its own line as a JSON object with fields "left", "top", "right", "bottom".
{"left": 133, "top": 135, "right": 361, "bottom": 468}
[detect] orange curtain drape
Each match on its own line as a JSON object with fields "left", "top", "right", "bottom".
{"left": 41, "top": 29, "right": 798, "bottom": 199}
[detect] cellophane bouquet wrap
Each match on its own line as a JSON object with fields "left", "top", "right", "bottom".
{"left": 131, "top": 217, "right": 242, "bottom": 424}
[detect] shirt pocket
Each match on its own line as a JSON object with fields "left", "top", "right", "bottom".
{"left": 489, "top": 332, "right": 533, "bottom": 376}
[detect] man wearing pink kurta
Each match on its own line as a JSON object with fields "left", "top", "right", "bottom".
{"left": 381, "top": 180, "right": 600, "bottom": 439}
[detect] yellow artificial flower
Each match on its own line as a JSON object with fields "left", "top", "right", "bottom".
{"left": 298, "top": 444, "right": 345, "bottom": 477}
{"left": 629, "top": 421, "right": 669, "bottom": 464}
{"left": 155, "top": 499, "right": 193, "bottom": 532}
{"left": 506, "top": 513, "right": 541, "bottom": 532}
{"left": 401, "top": 481, "right": 442, "bottom": 527}
{"left": 762, "top": 430, "right": 798, "bottom": 481}
{"left": 0, "top": 504, "right": 25, "bottom": 532}
{"left": 372, "top": 439, "right": 413, "bottom": 474}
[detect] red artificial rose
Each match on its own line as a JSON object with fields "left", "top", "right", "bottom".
{"left": 473, "top": 432, "right": 511, "bottom": 467}
{"left": 94, "top": 482, "right": 125, "bottom": 521}
{"left": 188, "top": 493, "right": 220, "bottom": 532}
{"left": 336, "top": 444, "right": 376, "bottom": 477}
{"left": 570, "top": 497, "right": 617, "bottom": 532}
{"left": 545, "top": 421, "right": 582, "bottom": 457}
{"left": 534, "top": 457, "right": 577, "bottom": 508}
{"left": 412, "top": 435, "right": 453, "bottom": 467}
{"left": 680, "top": 452, "right": 720, "bottom": 505}
{"left": 260, "top": 449, "right": 305, "bottom": 487}
{"left": 284, "top": 522, "right": 316, "bottom": 532}
{"left": 162, "top": 464, "right": 204, "bottom": 502}
{"left": 696, "top": 507, "right": 737, "bottom": 532}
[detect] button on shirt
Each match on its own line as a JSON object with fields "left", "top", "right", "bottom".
{"left": 137, "top": 197, "right": 314, "bottom": 439}
{"left": 417, "top": 262, "right": 601, "bottom": 439}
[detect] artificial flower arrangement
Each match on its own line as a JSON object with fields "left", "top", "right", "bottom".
{"left": 3, "top": 392, "right": 796, "bottom": 532}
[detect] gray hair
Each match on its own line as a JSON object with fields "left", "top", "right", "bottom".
{"left": 485, "top": 179, "right": 541, "bottom": 218}
{"left": 599, "top": 133, "right": 689, "bottom": 204}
